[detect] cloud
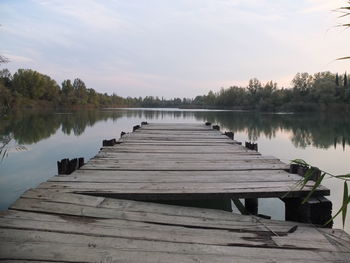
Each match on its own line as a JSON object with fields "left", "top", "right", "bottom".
{"left": 301, "top": 0, "right": 341, "bottom": 14}
{"left": 1, "top": 0, "right": 350, "bottom": 98}
{"left": 3, "top": 53, "right": 33, "bottom": 63}
{"left": 33, "top": 0, "right": 124, "bottom": 31}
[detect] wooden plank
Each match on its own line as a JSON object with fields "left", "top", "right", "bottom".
{"left": 6, "top": 189, "right": 308, "bottom": 224}
{"left": 100, "top": 147, "right": 260, "bottom": 154}
{"left": 101, "top": 144, "right": 252, "bottom": 151}
{"left": 3, "top": 194, "right": 349, "bottom": 257}
{"left": 94, "top": 153, "right": 272, "bottom": 160}
{"left": 33, "top": 182, "right": 329, "bottom": 199}
{"left": 2, "top": 240, "right": 348, "bottom": 263}
{"left": 118, "top": 141, "right": 238, "bottom": 146}
{"left": 10, "top": 189, "right": 327, "bottom": 228}
{"left": 50, "top": 170, "right": 303, "bottom": 183}
{"left": 81, "top": 161, "right": 289, "bottom": 171}
{"left": 124, "top": 134, "right": 229, "bottom": 139}
{"left": 0, "top": 218, "right": 342, "bottom": 252}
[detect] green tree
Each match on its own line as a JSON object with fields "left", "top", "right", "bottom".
{"left": 73, "top": 78, "right": 88, "bottom": 105}
{"left": 12, "top": 69, "right": 59, "bottom": 100}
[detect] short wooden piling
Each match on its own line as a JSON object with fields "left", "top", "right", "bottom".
{"left": 245, "top": 142, "right": 258, "bottom": 151}
{"left": 283, "top": 197, "right": 332, "bottom": 227}
{"left": 212, "top": 125, "right": 220, "bottom": 130}
{"left": 283, "top": 164, "right": 332, "bottom": 227}
{"left": 224, "top": 131, "right": 234, "bottom": 140}
{"left": 57, "top": 157, "right": 84, "bottom": 175}
{"left": 245, "top": 198, "right": 258, "bottom": 215}
{"left": 102, "top": 138, "right": 117, "bottom": 146}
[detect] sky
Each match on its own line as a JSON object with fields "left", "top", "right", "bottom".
{"left": 1, "top": 0, "right": 349, "bottom": 98}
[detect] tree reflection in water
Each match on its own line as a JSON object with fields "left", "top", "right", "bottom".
{"left": 0, "top": 109, "right": 349, "bottom": 156}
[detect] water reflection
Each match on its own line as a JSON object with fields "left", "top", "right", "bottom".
{"left": 1, "top": 109, "right": 349, "bottom": 151}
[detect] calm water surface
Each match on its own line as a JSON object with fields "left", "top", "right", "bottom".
{"left": 0, "top": 108, "right": 349, "bottom": 232}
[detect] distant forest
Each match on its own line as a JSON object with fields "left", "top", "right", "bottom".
{"left": 0, "top": 68, "right": 349, "bottom": 114}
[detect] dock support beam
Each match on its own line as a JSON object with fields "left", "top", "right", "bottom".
{"left": 157, "top": 199, "right": 232, "bottom": 212}
{"left": 245, "top": 198, "right": 258, "bottom": 215}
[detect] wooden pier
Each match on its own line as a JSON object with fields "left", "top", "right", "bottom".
{"left": 1, "top": 122, "right": 349, "bottom": 262}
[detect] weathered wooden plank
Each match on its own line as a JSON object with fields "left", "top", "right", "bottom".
{"left": 50, "top": 170, "right": 303, "bottom": 183}
{"left": 33, "top": 182, "right": 329, "bottom": 199}
{"left": 0, "top": 221, "right": 341, "bottom": 252}
{"left": 101, "top": 144, "right": 254, "bottom": 151}
{"left": 9, "top": 198, "right": 288, "bottom": 230}
{"left": 0, "top": 218, "right": 278, "bottom": 247}
{"left": 2, "top": 197, "right": 349, "bottom": 258}
{"left": 2, "top": 240, "right": 348, "bottom": 263}
{"left": 4, "top": 201, "right": 272, "bottom": 230}
{"left": 100, "top": 147, "right": 260, "bottom": 154}
{"left": 5, "top": 189, "right": 309, "bottom": 225}
{"left": 37, "top": 181, "right": 314, "bottom": 191}
{"left": 81, "top": 161, "right": 289, "bottom": 171}
{"left": 121, "top": 140, "right": 237, "bottom": 144}
{"left": 123, "top": 135, "right": 229, "bottom": 140}
{"left": 87, "top": 157, "right": 283, "bottom": 164}
{"left": 131, "top": 130, "right": 222, "bottom": 135}
{"left": 94, "top": 153, "right": 274, "bottom": 160}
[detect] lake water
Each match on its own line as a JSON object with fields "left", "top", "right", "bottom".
{"left": 0, "top": 108, "right": 349, "bottom": 232}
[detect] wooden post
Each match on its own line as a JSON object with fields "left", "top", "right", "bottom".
{"left": 78, "top": 157, "right": 84, "bottom": 168}
{"left": 212, "top": 125, "right": 220, "bottom": 130}
{"left": 102, "top": 138, "right": 117, "bottom": 146}
{"left": 133, "top": 125, "right": 140, "bottom": 132}
{"left": 245, "top": 198, "right": 258, "bottom": 215}
{"left": 283, "top": 197, "right": 332, "bottom": 227}
{"left": 283, "top": 163, "right": 332, "bottom": 227}
{"left": 57, "top": 157, "right": 84, "bottom": 175}
{"left": 57, "top": 158, "right": 69, "bottom": 175}
{"left": 245, "top": 142, "right": 258, "bottom": 151}
{"left": 120, "top": 131, "right": 126, "bottom": 137}
{"left": 224, "top": 131, "right": 234, "bottom": 140}
{"left": 141, "top": 121, "right": 148, "bottom": 125}
{"left": 205, "top": 122, "right": 211, "bottom": 126}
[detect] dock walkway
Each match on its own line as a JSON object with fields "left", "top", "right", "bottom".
{"left": 43, "top": 123, "right": 328, "bottom": 200}
{"left": 1, "top": 122, "right": 349, "bottom": 262}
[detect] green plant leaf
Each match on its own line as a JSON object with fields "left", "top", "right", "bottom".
{"left": 342, "top": 182, "right": 348, "bottom": 227}
{"left": 302, "top": 173, "right": 326, "bottom": 204}
{"left": 336, "top": 174, "right": 350, "bottom": 178}
{"left": 291, "top": 159, "right": 308, "bottom": 166}
{"left": 299, "top": 167, "right": 316, "bottom": 190}
{"left": 325, "top": 194, "right": 350, "bottom": 227}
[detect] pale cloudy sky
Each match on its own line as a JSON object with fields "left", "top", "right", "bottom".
{"left": 1, "top": 0, "right": 349, "bottom": 97}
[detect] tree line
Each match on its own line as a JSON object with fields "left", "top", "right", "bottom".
{"left": 1, "top": 68, "right": 349, "bottom": 114}
{"left": 192, "top": 72, "right": 350, "bottom": 112}
{"left": 0, "top": 68, "right": 138, "bottom": 114}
